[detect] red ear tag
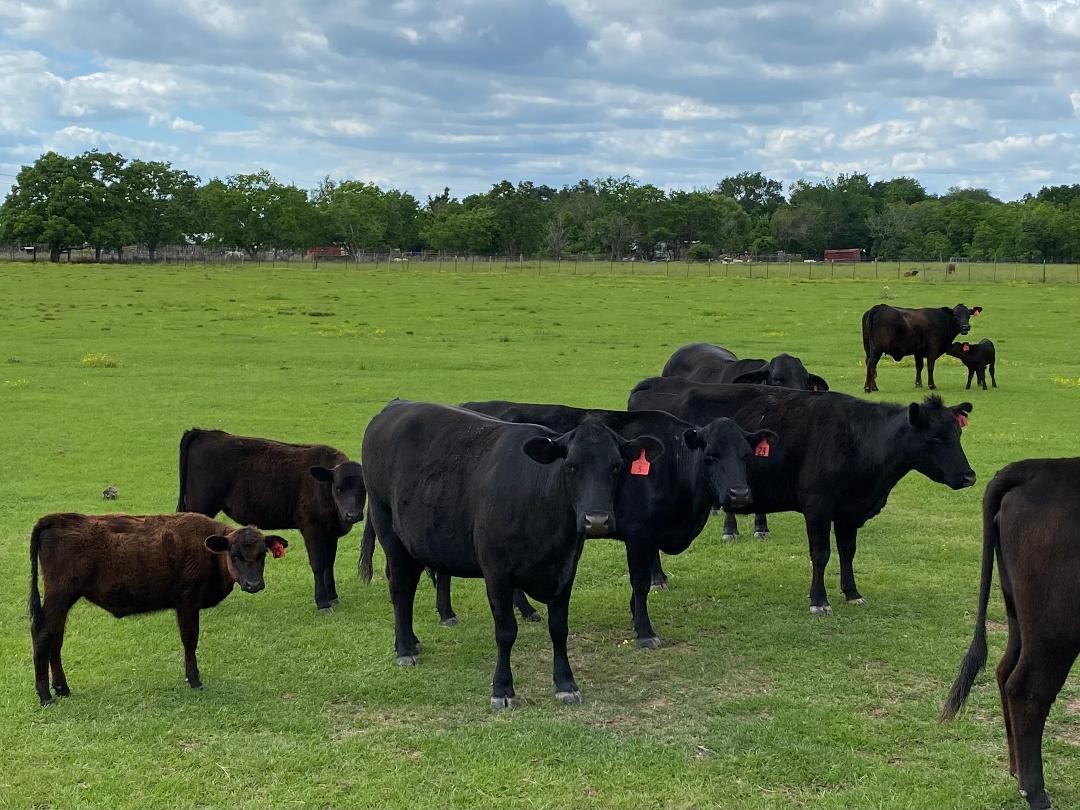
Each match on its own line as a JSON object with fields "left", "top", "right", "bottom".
{"left": 630, "top": 449, "right": 650, "bottom": 476}
{"left": 955, "top": 412, "right": 969, "bottom": 429}
{"left": 269, "top": 540, "right": 286, "bottom": 558}
{"left": 754, "top": 438, "right": 771, "bottom": 458}
{"left": 962, "top": 343, "right": 970, "bottom": 352}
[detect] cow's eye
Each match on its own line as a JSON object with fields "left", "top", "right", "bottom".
{"left": 611, "top": 464, "right": 620, "bottom": 475}
{"left": 565, "top": 462, "right": 577, "bottom": 474}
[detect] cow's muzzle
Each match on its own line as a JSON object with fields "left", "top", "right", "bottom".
{"left": 951, "top": 471, "right": 977, "bottom": 490}
{"left": 583, "top": 512, "right": 613, "bottom": 537}
{"left": 240, "top": 580, "right": 266, "bottom": 594}
{"left": 960, "top": 326, "right": 971, "bottom": 335}
{"left": 726, "top": 487, "right": 752, "bottom": 509}
{"left": 344, "top": 510, "right": 362, "bottom": 524}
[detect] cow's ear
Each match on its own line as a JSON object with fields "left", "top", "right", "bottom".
{"left": 264, "top": 535, "right": 288, "bottom": 558}
{"left": 808, "top": 374, "right": 829, "bottom": 392}
{"left": 523, "top": 436, "right": 566, "bottom": 464}
{"left": 730, "top": 368, "right": 769, "bottom": 385}
{"left": 970, "top": 306, "right": 982, "bottom": 315}
{"left": 624, "top": 434, "right": 665, "bottom": 464}
{"left": 682, "top": 428, "right": 705, "bottom": 450}
{"left": 907, "top": 402, "right": 929, "bottom": 428}
{"left": 309, "top": 466, "right": 333, "bottom": 483}
{"left": 205, "top": 535, "right": 230, "bottom": 553}
{"left": 953, "top": 402, "right": 974, "bottom": 415}
{"left": 744, "top": 429, "right": 778, "bottom": 454}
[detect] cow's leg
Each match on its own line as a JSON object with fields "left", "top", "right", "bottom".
{"left": 388, "top": 557, "right": 423, "bottom": 665}
{"left": 965, "top": 368, "right": 974, "bottom": 390}
{"left": 301, "top": 527, "right": 332, "bottom": 611}
{"left": 804, "top": 512, "right": 832, "bottom": 615}
{"left": 546, "top": 581, "right": 581, "bottom": 704}
{"left": 990, "top": 360, "right": 997, "bottom": 387}
{"left": 1005, "top": 649, "right": 1075, "bottom": 810}
{"left": 33, "top": 592, "right": 76, "bottom": 706}
{"left": 626, "top": 540, "right": 662, "bottom": 647}
{"left": 926, "top": 355, "right": 939, "bottom": 390}
{"left": 323, "top": 534, "right": 340, "bottom": 603}
{"left": 648, "top": 548, "right": 668, "bottom": 590}
{"left": 864, "top": 347, "right": 881, "bottom": 392}
{"left": 432, "top": 571, "right": 458, "bottom": 626}
{"left": 176, "top": 605, "right": 202, "bottom": 689}
{"left": 486, "top": 578, "right": 519, "bottom": 709}
{"left": 996, "top": 615, "right": 1023, "bottom": 777}
{"left": 977, "top": 367, "right": 987, "bottom": 390}
{"left": 513, "top": 589, "right": 542, "bottom": 622}
{"left": 48, "top": 610, "right": 72, "bottom": 697}
{"left": 914, "top": 355, "right": 924, "bottom": 388}
{"left": 753, "top": 513, "right": 771, "bottom": 539}
{"left": 834, "top": 519, "right": 864, "bottom": 605}
{"left": 721, "top": 509, "right": 740, "bottom": 541}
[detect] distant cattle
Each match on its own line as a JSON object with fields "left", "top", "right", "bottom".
{"left": 661, "top": 342, "right": 829, "bottom": 391}
{"left": 29, "top": 512, "right": 287, "bottom": 706}
{"left": 862, "top": 303, "right": 982, "bottom": 392}
{"left": 945, "top": 339, "right": 997, "bottom": 390}
{"left": 942, "top": 459, "right": 1080, "bottom": 810}
{"left": 177, "top": 429, "right": 364, "bottom": 611}
{"left": 629, "top": 378, "right": 976, "bottom": 615}
{"left": 407, "top": 401, "right": 775, "bottom": 647}
{"left": 661, "top": 342, "right": 827, "bottom": 543}
{"left": 360, "top": 400, "right": 663, "bottom": 708}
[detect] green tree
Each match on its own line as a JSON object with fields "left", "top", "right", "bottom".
{"left": 123, "top": 160, "right": 199, "bottom": 260}
{"left": 716, "top": 172, "right": 784, "bottom": 219}
{"left": 201, "top": 171, "right": 313, "bottom": 257}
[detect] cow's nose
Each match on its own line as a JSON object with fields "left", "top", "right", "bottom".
{"left": 961, "top": 472, "right": 977, "bottom": 488}
{"left": 583, "top": 512, "right": 612, "bottom": 537}
{"left": 961, "top": 326, "right": 970, "bottom": 334}
{"left": 728, "top": 487, "right": 751, "bottom": 505}
{"left": 243, "top": 580, "right": 265, "bottom": 594}
{"left": 345, "top": 510, "right": 361, "bottom": 522}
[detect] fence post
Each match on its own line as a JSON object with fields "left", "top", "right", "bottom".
{"left": 1043, "top": 259, "right": 1047, "bottom": 283}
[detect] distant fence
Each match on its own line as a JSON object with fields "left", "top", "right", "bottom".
{"left": 2, "top": 246, "right": 1079, "bottom": 282}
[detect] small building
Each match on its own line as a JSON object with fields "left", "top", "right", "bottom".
{"left": 824, "top": 248, "right": 862, "bottom": 263}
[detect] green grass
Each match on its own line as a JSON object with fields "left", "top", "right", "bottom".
{"left": 1, "top": 262, "right": 1078, "bottom": 809}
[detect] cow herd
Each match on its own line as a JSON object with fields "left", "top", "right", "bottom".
{"left": 26, "top": 301, "right": 1078, "bottom": 809}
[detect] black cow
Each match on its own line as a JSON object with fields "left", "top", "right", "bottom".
{"left": 402, "top": 402, "right": 776, "bottom": 646}
{"left": 177, "top": 428, "right": 365, "bottom": 611}
{"left": 945, "top": 339, "right": 997, "bottom": 390}
{"left": 862, "top": 303, "right": 983, "bottom": 392}
{"left": 662, "top": 342, "right": 830, "bottom": 391}
{"left": 629, "top": 378, "right": 976, "bottom": 614}
{"left": 360, "top": 400, "right": 663, "bottom": 708}
{"left": 29, "top": 512, "right": 287, "bottom": 705}
{"left": 942, "top": 459, "right": 1080, "bottom": 810}
{"left": 663, "top": 342, "right": 829, "bottom": 542}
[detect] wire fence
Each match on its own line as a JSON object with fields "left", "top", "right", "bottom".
{"left": 3, "top": 245, "right": 1080, "bottom": 283}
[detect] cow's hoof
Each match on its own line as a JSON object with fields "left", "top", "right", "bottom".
{"left": 847, "top": 596, "right": 867, "bottom": 606}
{"left": 396, "top": 655, "right": 420, "bottom": 667}
{"left": 555, "top": 689, "right": 583, "bottom": 705}
{"left": 650, "top": 580, "right": 668, "bottom": 591}
{"left": 809, "top": 605, "right": 832, "bottom": 616}
{"left": 53, "top": 685, "right": 70, "bottom": 697}
{"left": 522, "top": 610, "right": 543, "bottom": 623}
{"left": 39, "top": 696, "right": 55, "bottom": 707}
{"left": 721, "top": 533, "right": 739, "bottom": 542}
{"left": 330, "top": 597, "right": 340, "bottom": 605}
{"left": 636, "top": 636, "right": 662, "bottom": 649}
{"left": 440, "top": 616, "right": 460, "bottom": 627}
{"left": 753, "top": 530, "right": 770, "bottom": 540}
{"left": 317, "top": 606, "right": 334, "bottom": 615}
{"left": 490, "top": 695, "right": 516, "bottom": 710}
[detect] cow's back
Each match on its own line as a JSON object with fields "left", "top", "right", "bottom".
{"left": 37, "top": 513, "right": 231, "bottom": 615}
{"left": 661, "top": 342, "right": 738, "bottom": 381}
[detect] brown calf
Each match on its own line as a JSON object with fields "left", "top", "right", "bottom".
{"left": 29, "top": 512, "right": 287, "bottom": 706}
{"left": 942, "top": 459, "right": 1080, "bottom": 810}
{"left": 177, "top": 428, "right": 365, "bottom": 611}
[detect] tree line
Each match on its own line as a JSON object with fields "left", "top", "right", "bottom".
{"left": 3, "top": 150, "right": 1080, "bottom": 263}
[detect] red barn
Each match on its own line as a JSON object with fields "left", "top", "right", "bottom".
{"left": 824, "top": 248, "right": 862, "bottom": 263}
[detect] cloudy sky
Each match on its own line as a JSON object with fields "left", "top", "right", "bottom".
{"left": 2, "top": 0, "right": 1079, "bottom": 203}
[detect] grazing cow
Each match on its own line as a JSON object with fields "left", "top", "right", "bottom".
{"left": 628, "top": 378, "right": 976, "bottom": 615}
{"left": 942, "top": 459, "right": 1080, "bottom": 810}
{"left": 399, "top": 401, "right": 776, "bottom": 646}
{"left": 29, "top": 512, "right": 287, "bottom": 706}
{"left": 862, "top": 303, "right": 983, "bottom": 392}
{"left": 661, "top": 342, "right": 829, "bottom": 391}
{"left": 360, "top": 400, "right": 663, "bottom": 708}
{"left": 662, "top": 342, "right": 828, "bottom": 543}
{"left": 945, "top": 339, "right": 997, "bottom": 390}
{"left": 177, "top": 428, "right": 364, "bottom": 611}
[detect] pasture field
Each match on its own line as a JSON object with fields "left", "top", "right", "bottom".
{"left": 1, "top": 262, "right": 1078, "bottom": 809}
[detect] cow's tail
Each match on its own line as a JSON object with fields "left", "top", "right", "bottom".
{"left": 176, "top": 428, "right": 199, "bottom": 512}
{"left": 861, "top": 305, "right": 879, "bottom": 360}
{"left": 28, "top": 518, "right": 46, "bottom": 631}
{"left": 941, "top": 470, "right": 1012, "bottom": 721}
{"left": 359, "top": 512, "right": 376, "bottom": 584}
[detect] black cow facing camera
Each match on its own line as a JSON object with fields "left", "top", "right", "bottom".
{"left": 945, "top": 339, "right": 997, "bottom": 390}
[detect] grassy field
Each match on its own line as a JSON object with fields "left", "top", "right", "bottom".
{"left": 1, "top": 262, "right": 1078, "bottom": 809}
